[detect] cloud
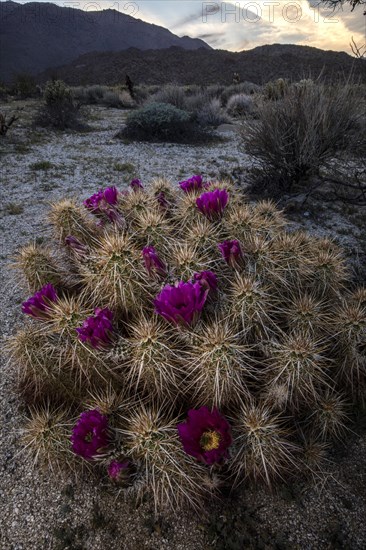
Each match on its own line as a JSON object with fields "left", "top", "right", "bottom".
{"left": 17, "top": 0, "right": 366, "bottom": 53}
{"left": 175, "top": 0, "right": 365, "bottom": 52}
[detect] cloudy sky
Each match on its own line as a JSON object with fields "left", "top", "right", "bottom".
{"left": 18, "top": 0, "right": 366, "bottom": 53}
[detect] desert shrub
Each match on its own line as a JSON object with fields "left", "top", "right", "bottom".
{"left": 12, "top": 73, "right": 37, "bottom": 98}
{"left": 242, "top": 81, "right": 360, "bottom": 194}
{"left": 119, "top": 102, "right": 208, "bottom": 143}
{"left": 155, "top": 90, "right": 228, "bottom": 127}
{"left": 196, "top": 98, "right": 229, "bottom": 127}
{"left": 185, "top": 84, "right": 203, "bottom": 96}
{"left": 8, "top": 176, "right": 365, "bottom": 512}
{"left": 345, "top": 108, "right": 366, "bottom": 158}
{"left": 72, "top": 86, "right": 135, "bottom": 109}
{"left": 72, "top": 85, "right": 107, "bottom": 104}
{"left": 117, "top": 90, "right": 136, "bottom": 109}
{"left": 0, "top": 111, "right": 19, "bottom": 136}
{"left": 150, "top": 85, "right": 186, "bottom": 110}
{"left": 125, "top": 74, "right": 135, "bottom": 100}
{"left": 0, "top": 85, "right": 9, "bottom": 101}
{"left": 221, "top": 82, "right": 261, "bottom": 105}
{"left": 100, "top": 90, "right": 136, "bottom": 109}
{"left": 226, "top": 94, "right": 254, "bottom": 118}
{"left": 134, "top": 84, "right": 160, "bottom": 104}
{"left": 102, "top": 91, "right": 124, "bottom": 108}
{"left": 263, "top": 78, "right": 290, "bottom": 101}
{"left": 85, "top": 84, "right": 107, "bottom": 103}
{"left": 206, "top": 84, "right": 226, "bottom": 99}
{"left": 325, "top": 157, "right": 366, "bottom": 204}
{"left": 292, "top": 78, "right": 315, "bottom": 92}
{"left": 35, "top": 80, "right": 83, "bottom": 130}
{"left": 184, "top": 92, "right": 208, "bottom": 113}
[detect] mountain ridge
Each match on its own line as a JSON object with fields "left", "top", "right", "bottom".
{"left": 0, "top": 1, "right": 210, "bottom": 82}
{"left": 38, "top": 44, "right": 366, "bottom": 86}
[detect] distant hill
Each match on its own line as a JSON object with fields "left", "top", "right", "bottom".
{"left": 38, "top": 44, "right": 366, "bottom": 86}
{"left": 0, "top": 1, "right": 210, "bottom": 83}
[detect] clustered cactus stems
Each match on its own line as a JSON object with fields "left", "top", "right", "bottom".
{"left": 8, "top": 175, "right": 366, "bottom": 512}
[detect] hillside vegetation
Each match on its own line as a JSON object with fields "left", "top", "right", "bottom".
{"left": 39, "top": 44, "right": 366, "bottom": 86}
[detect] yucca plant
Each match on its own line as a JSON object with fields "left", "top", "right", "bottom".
{"left": 8, "top": 174, "right": 366, "bottom": 512}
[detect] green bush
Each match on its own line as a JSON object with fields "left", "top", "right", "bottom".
{"left": 35, "top": 80, "right": 83, "bottom": 130}
{"left": 120, "top": 102, "right": 208, "bottom": 143}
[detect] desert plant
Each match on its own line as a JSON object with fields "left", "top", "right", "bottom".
{"left": 72, "top": 85, "right": 107, "bottom": 104}
{"left": 102, "top": 90, "right": 135, "bottom": 109}
{"left": 0, "top": 85, "right": 9, "bottom": 101}
{"left": 102, "top": 90, "right": 123, "bottom": 108}
{"left": 150, "top": 85, "right": 186, "bottom": 110}
{"left": 117, "top": 90, "right": 136, "bottom": 109}
{"left": 221, "top": 82, "right": 261, "bottom": 104}
{"left": 320, "top": 0, "right": 366, "bottom": 12}
{"left": 263, "top": 78, "right": 290, "bottom": 101}
{"left": 125, "top": 74, "right": 135, "bottom": 99}
{"left": 119, "top": 102, "right": 208, "bottom": 143}
{"left": 184, "top": 92, "right": 209, "bottom": 113}
{"left": 226, "top": 94, "right": 254, "bottom": 118}
{"left": 242, "top": 81, "right": 360, "bottom": 194}
{"left": 72, "top": 86, "right": 135, "bottom": 109}
{"left": 12, "top": 73, "right": 37, "bottom": 98}
{"left": 8, "top": 175, "right": 365, "bottom": 512}
{"left": 133, "top": 84, "right": 160, "bottom": 104}
{"left": 0, "top": 111, "right": 19, "bottom": 136}
{"left": 350, "top": 36, "right": 366, "bottom": 58}
{"left": 196, "top": 98, "right": 229, "bottom": 127}
{"left": 205, "top": 84, "right": 225, "bottom": 99}
{"left": 35, "top": 80, "right": 83, "bottom": 130}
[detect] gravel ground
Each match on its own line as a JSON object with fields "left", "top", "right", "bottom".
{"left": 1, "top": 101, "right": 366, "bottom": 550}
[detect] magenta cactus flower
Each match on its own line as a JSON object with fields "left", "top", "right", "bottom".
{"left": 179, "top": 175, "right": 204, "bottom": 194}
{"left": 65, "top": 235, "right": 88, "bottom": 256}
{"left": 218, "top": 240, "right": 243, "bottom": 267}
{"left": 108, "top": 460, "right": 130, "bottom": 481}
{"left": 71, "top": 409, "right": 110, "bottom": 460}
{"left": 177, "top": 407, "right": 232, "bottom": 465}
{"left": 130, "top": 178, "right": 144, "bottom": 191}
{"left": 142, "top": 246, "right": 167, "bottom": 277}
{"left": 83, "top": 186, "right": 123, "bottom": 225}
{"left": 84, "top": 186, "right": 118, "bottom": 211}
{"left": 154, "top": 281, "right": 208, "bottom": 327}
{"left": 22, "top": 283, "right": 58, "bottom": 319}
{"left": 76, "top": 307, "right": 114, "bottom": 349}
{"left": 196, "top": 189, "right": 229, "bottom": 221}
{"left": 193, "top": 271, "right": 218, "bottom": 293}
{"left": 156, "top": 191, "right": 169, "bottom": 209}
{"left": 103, "top": 186, "right": 118, "bottom": 204}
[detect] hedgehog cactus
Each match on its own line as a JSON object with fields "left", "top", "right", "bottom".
{"left": 7, "top": 175, "right": 366, "bottom": 512}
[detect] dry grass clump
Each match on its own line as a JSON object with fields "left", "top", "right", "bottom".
{"left": 242, "top": 80, "right": 360, "bottom": 194}
{"left": 8, "top": 175, "right": 365, "bottom": 512}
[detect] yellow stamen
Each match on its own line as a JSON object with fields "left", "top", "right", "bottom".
{"left": 200, "top": 430, "right": 221, "bottom": 451}
{"left": 85, "top": 431, "right": 93, "bottom": 443}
